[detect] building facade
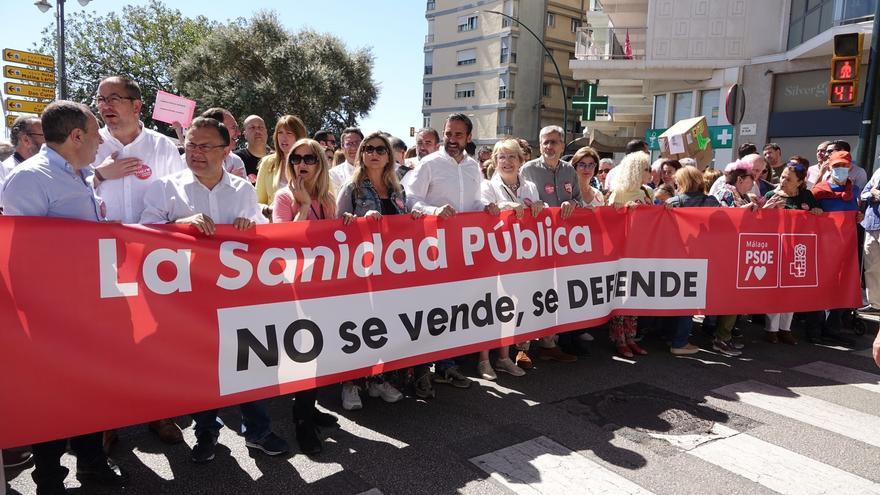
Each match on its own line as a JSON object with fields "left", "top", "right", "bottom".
{"left": 570, "top": 0, "right": 877, "bottom": 168}
{"left": 423, "top": 0, "right": 593, "bottom": 145}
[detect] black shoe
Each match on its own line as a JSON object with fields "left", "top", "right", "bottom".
{"left": 314, "top": 410, "right": 339, "bottom": 428}
{"left": 245, "top": 432, "right": 289, "bottom": 456}
{"left": 858, "top": 305, "right": 880, "bottom": 314}
{"left": 295, "top": 420, "right": 322, "bottom": 455}
{"left": 561, "top": 340, "right": 591, "bottom": 357}
{"left": 75, "top": 456, "right": 126, "bottom": 486}
{"left": 191, "top": 433, "right": 217, "bottom": 463}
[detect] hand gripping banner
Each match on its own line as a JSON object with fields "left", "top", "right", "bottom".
{"left": 0, "top": 207, "right": 860, "bottom": 448}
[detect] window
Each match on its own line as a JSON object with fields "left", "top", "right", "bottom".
{"left": 502, "top": 0, "right": 515, "bottom": 27}
{"left": 424, "top": 83, "right": 432, "bottom": 106}
{"left": 457, "top": 14, "right": 479, "bottom": 32}
{"left": 426, "top": 0, "right": 435, "bottom": 11}
{"left": 653, "top": 94, "right": 668, "bottom": 128}
{"left": 498, "top": 74, "right": 509, "bottom": 99}
{"left": 673, "top": 91, "right": 693, "bottom": 122}
{"left": 787, "top": 0, "right": 835, "bottom": 49}
{"left": 423, "top": 115, "right": 431, "bottom": 128}
{"left": 500, "top": 36, "right": 516, "bottom": 63}
{"left": 455, "top": 82, "right": 476, "bottom": 99}
{"left": 699, "top": 89, "right": 720, "bottom": 126}
{"left": 456, "top": 48, "right": 477, "bottom": 66}
{"left": 571, "top": 18, "right": 582, "bottom": 32}
{"left": 424, "top": 51, "right": 433, "bottom": 75}
{"left": 542, "top": 83, "right": 551, "bottom": 97}
{"left": 546, "top": 12, "right": 556, "bottom": 27}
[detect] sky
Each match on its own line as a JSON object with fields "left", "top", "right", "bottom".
{"left": 0, "top": 0, "right": 427, "bottom": 146}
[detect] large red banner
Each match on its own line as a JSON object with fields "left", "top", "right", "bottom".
{"left": 0, "top": 207, "right": 860, "bottom": 448}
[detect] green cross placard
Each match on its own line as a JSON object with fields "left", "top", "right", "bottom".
{"left": 572, "top": 82, "right": 608, "bottom": 121}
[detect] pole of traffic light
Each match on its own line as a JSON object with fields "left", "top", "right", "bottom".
{"left": 857, "top": 4, "right": 880, "bottom": 172}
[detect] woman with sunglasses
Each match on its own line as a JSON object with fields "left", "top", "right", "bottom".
{"left": 335, "top": 132, "right": 425, "bottom": 405}
{"left": 269, "top": 139, "right": 338, "bottom": 455}
{"left": 571, "top": 146, "right": 605, "bottom": 207}
{"left": 256, "top": 115, "right": 307, "bottom": 214}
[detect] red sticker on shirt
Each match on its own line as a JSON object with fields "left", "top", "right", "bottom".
{"left": 135, "top": 164, "right": 152, "bottom": 180}
{"left": 544, "top": 184, "right": 555, "bottom": 194}
{"left": 563, "top": 182, "right": 573, "bottom": 194}
{"left": 99, "top": 201, "right": 107, "bottom": 220}
{"left": 523, "top": 198, "right": 533, "bottom": 207}
{"left": 394, "top": 197, "right": 405, "bottom": 210}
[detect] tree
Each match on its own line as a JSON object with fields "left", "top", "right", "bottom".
{"left": 36, "top": 0, "right": 216, "bottom": 129}
{"left": 173, "top": 11, "right": 379, "bottom": 137}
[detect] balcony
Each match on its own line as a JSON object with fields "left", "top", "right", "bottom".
{"left": 574, "top": 26, "right": 646, "bottom": 61}
{"left": 424, "top": 65, "right": 433, "bottom": 75}
{"left": 498, "top": 88, "right": 514, "bottom": 100}
{"left": 425, "top": 34, "right": 434, "bottom": 44}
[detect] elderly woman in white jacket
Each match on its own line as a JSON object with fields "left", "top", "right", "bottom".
{"left": 481, "top": 139, "right": 545, "bottom": 218}
{"left": 476, "top": 139, "right": 546, "bottom": 381}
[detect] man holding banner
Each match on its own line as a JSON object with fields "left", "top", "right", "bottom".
{"left": 1, "top": 101, "right": 127, "bottom": 494}
{"left": 139, "top": 116, "right": 287, "bottom": 463}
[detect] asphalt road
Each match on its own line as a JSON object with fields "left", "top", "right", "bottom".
{"left": 6, "top": 317, "right": 880, "bottom": 494}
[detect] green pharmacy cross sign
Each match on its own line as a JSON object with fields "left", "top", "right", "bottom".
{"left": 572, "top": 82, "right": 608, "bottom": 121}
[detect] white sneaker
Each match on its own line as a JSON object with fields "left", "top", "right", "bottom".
{"left": 495, "top": 357, "right": 525, "bottom": 376}
{"left": 477, "top": 360, "right": 497, "bottom": 381}
{"left": 367, "top": 381, "right": 403, "bottom": 403}
{"left": 578, "top": 332, "right": 595, "bottom": 342}
{"left": 341, "top": 382, "right": 362, "bottom": 410}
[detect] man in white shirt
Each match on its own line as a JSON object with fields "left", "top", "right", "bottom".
{"left": 405, "top": 113, "right": 499, "bottom": 391}
{"left": 399, "top": 128, "right": 439, "bottom": 180}
{"left": 1, "top": 116, "right": 44, "bottom": 208}
{"left": 329, "top": 127, "right": 363, "bottom": 192}
{"left": 139, "top": 117, "right": 284, "bottom": 463}
{"left": 90, "top": 76, "right": 186, "bottom": 225}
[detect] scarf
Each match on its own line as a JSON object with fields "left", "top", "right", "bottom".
{"left": 811, "top": 179, "right": 852, "bottom": 201}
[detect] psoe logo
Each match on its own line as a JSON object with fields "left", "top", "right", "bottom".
{"left": 781, "top": 234, "right": 818, "bottom": 288}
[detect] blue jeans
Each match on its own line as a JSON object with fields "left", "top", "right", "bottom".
{"left": 192, "top": 400, "right": 270, "bottom": 443}
{"left": 665, "top": 316, "right": 693, "bottom": 348}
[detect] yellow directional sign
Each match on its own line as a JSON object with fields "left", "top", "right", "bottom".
{"left": 6, "top": 115, "right": 21, "bottom": 128}
{"left": 4, "top": 82, "right": 55, "bottom": 100}
{"left": 4, "top": 65, "right": 55, "bottom": 85}
{"left": 5, "top": 98, "right": 48, "bottom": 115}
{"left": 3, "top": 49, "right": 54, "bottom": 69}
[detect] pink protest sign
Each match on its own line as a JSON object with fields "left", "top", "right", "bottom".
{"left": 151, "top": 90, "right": 196, "bottom": 127}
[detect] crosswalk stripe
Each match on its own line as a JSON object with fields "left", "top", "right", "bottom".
{"left": 470, "top": 436, "right": 655, "bottom": 494}
{"left": 793, "top": 361, "right": 880, "bottom": 394}
{"left": 689, "top": 433, "right": 880, "bottom": 494}
{"left": 714, "top": 380, "right": 880, "bottom": 448}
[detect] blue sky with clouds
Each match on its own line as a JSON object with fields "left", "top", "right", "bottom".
{"left": 1, "top": 0, "right": 426, "bottom": 145}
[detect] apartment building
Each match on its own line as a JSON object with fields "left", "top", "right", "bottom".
{"left": 423, "top": 0, "right": 591, "bottom": 145}
{"left": 570, "top": 0, "right": 877, "bottom": 167}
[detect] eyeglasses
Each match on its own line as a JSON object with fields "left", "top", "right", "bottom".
{"left": 185, "top": 142, "right": 227, "bottom": 152}
{"left": 290, "top": 154, "right": 319, "bottom": 165}
{"left": 343, "top": 140, "right": 362, "bottom": 149}
{"left": 574, "top": 161, "right": 596, "bottom": 169}
{"left": 319, "top": 139, "right": 337, "bottom": 146}
{"left": 598, "top": 168, "right": 611, "bottom": 174}
{"left": 92, "top": 94, "right": 137, "bottom": 106}
{"left": 362, "top": 145, "right": 388, "bottom": 155}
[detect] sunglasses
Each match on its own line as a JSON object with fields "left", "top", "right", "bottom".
{"left": 362, "top": 145, "right": 388, "bottom": 155}
{"left": 289, "top": 154, "right": 319, "bottom": 165}
{"left": 598, "top": 168, "right": 611, "bottom": 174}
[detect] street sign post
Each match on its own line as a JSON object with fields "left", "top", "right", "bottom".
{"left": 4, "top": 82, "right": 55, "bottom": 100}
{"left": 3, "top": 65, "right": 55, "bottom": 85}
{"left": 2, "top": 49, "right": 54, "bottom": 69}
{"left": 5, "top": 98, "right": 48, "bottom": 114}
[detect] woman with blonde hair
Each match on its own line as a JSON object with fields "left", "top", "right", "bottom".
{"left": 608, "top": 151, "right": 653, "bottom": 207}
{"left": 271, "top": 138, "right": 336, "bottom": 222}
{"left": 255, "top": 115, "right": 307, "bottom": 210}
{"left": 336, "top": 132, "right": 426, "bottom": 404}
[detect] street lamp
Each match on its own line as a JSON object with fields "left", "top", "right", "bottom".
{"left": 33, "top": 0, "right": 92, "bottom": 100}
{"left": 482, "top": 10, "right": 568, "bottom": 143}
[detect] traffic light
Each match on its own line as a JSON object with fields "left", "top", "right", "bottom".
{"left": 828, "top": 32, "right": 864, "bottom": 107}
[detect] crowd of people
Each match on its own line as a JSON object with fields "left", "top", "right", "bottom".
{"left": 0, "top": 75, "right": 877, "bottom": 494}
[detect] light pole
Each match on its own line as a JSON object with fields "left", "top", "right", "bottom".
{"left": 482, "top": 10, "right": 569, "bottom": 142}
{"left": 33, "top": 0, "right": 92, "bottom": 100}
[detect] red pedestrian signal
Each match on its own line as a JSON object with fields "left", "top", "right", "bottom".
{"left": 828, "top": 33, "right": 863, "bottom": 107}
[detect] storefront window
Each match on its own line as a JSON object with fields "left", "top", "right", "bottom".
{"left": 673, "top": 92, "right": 692, "bottom": 123}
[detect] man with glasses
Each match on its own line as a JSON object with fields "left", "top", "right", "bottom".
{"left": 234, "top": 115, "right": 270, "bottom": 183}
{"left": 820, "top": 140, "right": 867, "bottom": 193}
{"left": 519, "top": 125, "right": 580, "bottom": 364}
{"left": 313, "top": 129, "right": 337, "bottom": 163}
{"left": 89, "top": 75, "right": 188, "bottom": 448}
{"left": 330, "top": 127, "right": 363, "bottom": 192}
{"left": 140, "top": 117, "right": 287, "bottom": 462}
{"left": 0, "top": 116, "right": 43, "bottom": 208}
{"left": 199, "top": 108, "right": 247, "bottom": 180}
{"left": 596, "top": 158, "right": 615, "bottom": 193}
